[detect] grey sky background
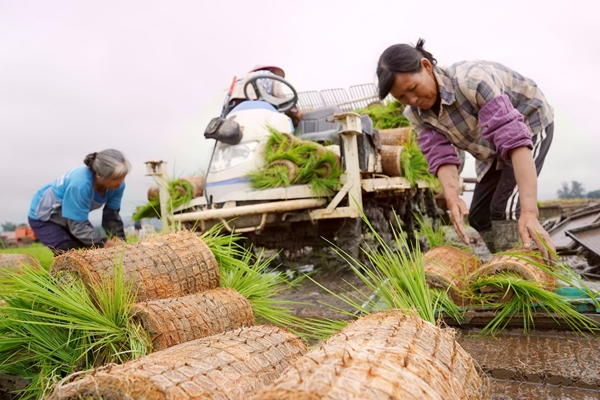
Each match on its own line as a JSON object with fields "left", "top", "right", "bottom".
{"left": 1, "top": 0, "right": 599, "bottom": 226}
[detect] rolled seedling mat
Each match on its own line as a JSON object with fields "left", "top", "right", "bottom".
{"left": 423, "top": 246, "right": 482, "bottom": 306}
{"left": 147, "top": 176, "right": 205, "bottom": 202}
{"left": 269, "top": 132, "right": 299, "bottom": 155}
{"left": 266, "top": 159, "right": 300, "bottom": 183}
{"left": 379, "top": 127, "right": 412, "bottom": 146}
{"left": 50, "top": 231, "right": 220, "bottom": 302}
{"left": 173, "top": 176, "right": 205, "bottom": 198}
{"left": 470, "top": 250, "right": 556, "bottom": 300}
{"left": 147, "top": 186, "right": 160, "bottom": 202}
{"left": 0, "top": 253, "right": 40, "bottom": 272}
{"left": 131, "top": 288, "right": 254, "bottom": 351}
{"left": 380, "top": 145, "right": 403, "bottom": 177}
{"left": 252, "top": 310, "right": 484, "bottom": 400}
{"left": 48, "top": 325, "right": 307, "bottom": 400}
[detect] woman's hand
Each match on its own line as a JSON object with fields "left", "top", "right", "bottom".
{"left": 447, "top": 197, "right": 470, "bottom": 245}
{"left": 104, "top": 239, "right": 117, "bottom": 248}
{"left": 437, "top": 164, "right": 470, "bottom": 245}
{"left": 518, "top": 211, "right": 556, "bottom": 258}
{"left": 510, "top": 146, "right": 557, "bottom": 259}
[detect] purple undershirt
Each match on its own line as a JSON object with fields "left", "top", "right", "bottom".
{"left": 417, "top": 94, "right": 534, "bottom": 175}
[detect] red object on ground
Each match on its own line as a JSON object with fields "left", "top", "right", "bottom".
{"left": 15, "top": 226, "right": 37, "bottom": 243}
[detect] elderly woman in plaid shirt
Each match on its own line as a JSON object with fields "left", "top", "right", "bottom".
{"left": 377, "top": 39, "right": 555, "bottom": 256}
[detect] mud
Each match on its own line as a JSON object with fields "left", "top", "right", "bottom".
{"left": 458, "top": 329, "right": 600, "bottom": 390}
{"left": 487, "top": 379, "right": 600, "bottom": 400}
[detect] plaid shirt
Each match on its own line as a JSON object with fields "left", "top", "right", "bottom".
{"left": 405, "top": 61, "right": 554, "bottom": 180}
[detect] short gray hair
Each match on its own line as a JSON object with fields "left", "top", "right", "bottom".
{"left": 83, "top": 149, "right": 131, "bottom": 178}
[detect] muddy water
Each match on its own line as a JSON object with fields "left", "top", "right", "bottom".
{"left": 487, "top": 379, "right": 600, "bottom": 399}
{"left": 458, "top": 329, "right": 600, "bottom": 398}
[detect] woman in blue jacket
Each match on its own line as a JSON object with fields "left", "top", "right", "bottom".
{"left": 28, "top": 149, "right": 131, "bottom": 254}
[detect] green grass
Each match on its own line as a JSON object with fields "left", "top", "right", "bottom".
{"left": 0, "top": 243, "right": 54, "bottom": 270}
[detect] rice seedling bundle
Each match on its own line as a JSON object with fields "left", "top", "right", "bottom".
{"left": 249, "top": 128, "right": 343, "bottom": 197}
{"left": 0, "top": 262, "right": 152, "bottom": 399}
{"left": 401, "top": 133, "right": 439, "bottom": 188}
{"left": 355, "top": 100, "right": 410, "bottom": 130}
{"left": 147, "top": 176, "right": 205, "bottom": 202}
{"left": 379, "top": 127, "right": 412, "bottom": 146}
{"left": 134, "top": 177, "right": 204, "bottom": 221}
{"left": 423, "top": 246, "right": 481, "bottom": 307}
{"left": 0, "top": 253, "right": 40, "bottom": 272}
{"left": 469, "top": 250, "right": 599, "bottom": 334}
{"left": 130, "top": 288, "right": 254, "bottom": 351}
{"left": 380, "top": 145, "right": 403, "bottom": 177}
{"left": 51, "top": 231, "right": 220, "bottom": 302}
{"left": 353, "top": 101, "right": 437, "bottom": 188}
{"left": 472, "top": 250, "right": 556, "bottom": 298}
{"left": 251, "top": 311, "right": 484, "bottom": 400}
{"left": 48, "top": 325, "right": 307, "bottom": 400}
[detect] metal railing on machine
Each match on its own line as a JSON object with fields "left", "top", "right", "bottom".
{"left": 289, "top": 83, "right": 395, "bottom": 111}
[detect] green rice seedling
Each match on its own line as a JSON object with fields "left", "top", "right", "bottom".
{"left": 307, "top": 209, "right": 439, "bottom": 326}
{"left": 133, "top": 199, "right": 160, "bottom": 221}
{"left": 0, "top": 259, "right": 151, "bottom": 399}
{"left": 355, "top": 100, "right": 410, "bottom": 130}
{"left": 518, "top": 240, "right": 600, "bottom": 307}
{"left": 200, "top": 225, "right": 333, "bottom": 342}
{"left": 248, "top": 163, "right": 294, "bottom": 189}
{"left": 471, "top": 271, "right": 598, "bottom": 335}
{"left": 305, "top": 152, "right": 343, "bottom": 197}
{"left": 200, "top": 224, "right": 249, "bottom": 272}
{"left": 414, "top": 213, "right": 474, "bottom": 315}
{"left": 133, "top": 178, "right": 197, "bottom": 221}
{"left": 219, "top": 249, "right": 309, "bottom": 332}
{"left": 414, "top": 213, "right": 450, "bottom": 249}
{"left": 354, "top": 101, "right": 439, "bottom": 189}
{"left": 401, "top": 133, "right": 439, "bottom": 189}
{"left": 263, "top": 127, "right": 298, "bottom": 161}
{"left": 248, "top": 128, "right": 342, "bottom": 197}
{"left": 430, "top": 287, "right": 463, "bottom": 323}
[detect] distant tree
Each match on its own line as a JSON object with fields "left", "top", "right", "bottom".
{"left": 557, "top": 182, "right": 570, "bottom": 199}
{"left": 557, "top": 181, "right": 586, "bottom": 199}
{"left": 587, "top": 189, "right": 600, "bottom": 199}
{"left": 2, "top": 222, "right": 17, "bottom": 232}
{"left": 570, "top": 181, "right": 586, "bottom": 198}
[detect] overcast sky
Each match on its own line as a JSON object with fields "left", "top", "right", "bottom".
{"left": 1, "top": 0, "right": 599, "bottom": 226}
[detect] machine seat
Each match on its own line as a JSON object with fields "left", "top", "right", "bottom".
{"left": 295, "top": 106, "right": 341, "bottom": 144}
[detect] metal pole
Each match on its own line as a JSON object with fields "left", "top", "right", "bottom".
{"left": 145, "top": 160, "right": 170, "bottom": 231}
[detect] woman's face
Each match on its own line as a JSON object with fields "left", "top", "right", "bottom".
{"left": 389, "top": 59, "right": 438, "bottom": 110}
{"left": 96, "top": 174, "right": 125, "bottom": 190}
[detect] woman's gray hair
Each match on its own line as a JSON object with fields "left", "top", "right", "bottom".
{"left": 83, "top": 149, "right": 132, "bottom": 178}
